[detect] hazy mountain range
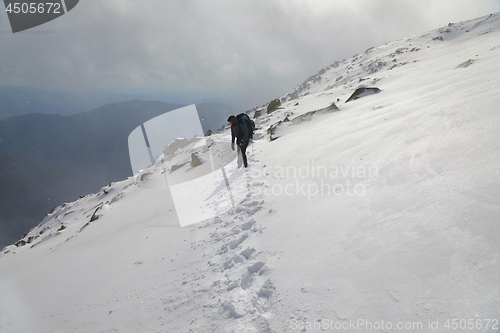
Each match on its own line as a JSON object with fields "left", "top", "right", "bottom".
{"left": 0, "top": 85, "right": 137, "bottom": 121}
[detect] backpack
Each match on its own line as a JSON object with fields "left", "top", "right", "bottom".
{"left": 236, "top": 113, "right": 255, "bottom": 139}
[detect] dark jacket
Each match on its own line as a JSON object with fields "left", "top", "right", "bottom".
{"left": 228, "top": 115, "right": 249, "bottom": 145}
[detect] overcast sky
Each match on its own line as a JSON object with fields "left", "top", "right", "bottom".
{"left": 0, "top": 0, "right": 499, "bottom": 110}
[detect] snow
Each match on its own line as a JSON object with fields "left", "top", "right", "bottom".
{"left": 1, "top": 13, "right": 500, "bottom": 333}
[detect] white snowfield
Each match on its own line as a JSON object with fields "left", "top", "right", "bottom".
{"left": 1, "top": 13, "right": 500, "bottom": 333}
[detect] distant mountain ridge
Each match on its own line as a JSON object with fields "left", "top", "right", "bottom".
{"left": 0, "top": 85, "right": 133, "bottom": 121}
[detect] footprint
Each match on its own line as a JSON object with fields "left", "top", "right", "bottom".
{"left": 223, "top": 254, "right": 245, "bottom": 270}
{"left": 241, "top": 220, "right": 255, "bottom": 231}
{"left": 221, "top": 301, "right": 246, "bottom": 319}
{"left": 218, "top": 234, "right": 248, "bottom": 254}
{"left": 240, "top": 247, "right": 256, "bottom": 260}
{"left": 236, "top": 200, "right": 263, "bottom": 216}
{"left": 240, "top": 262, "right": 266, "bottom": 290}
{"left": 247, "top": 262, "right": 265, "bottom": 274}
{"left": 257, "top": 279, "right": 275, "bottom": 298}
{"left": 240, "top": 272, "right": 253, "bottom": 290}
{"left": 253, "top": 279, "right": 276, "bottom": 313}
{"left": 229, "top": 234, "right": 248, "bottom": 250}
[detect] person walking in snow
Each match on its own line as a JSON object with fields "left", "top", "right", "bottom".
{"left": 227, "top": 115, "right": 249, "bottom": 168}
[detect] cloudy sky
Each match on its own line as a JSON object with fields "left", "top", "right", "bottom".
{"left": 0, "top": 0, "right": 499, "bottom": 110}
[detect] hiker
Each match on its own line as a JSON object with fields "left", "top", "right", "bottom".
{"left": 227, "top": 115, "right": 250, "bottom": 168}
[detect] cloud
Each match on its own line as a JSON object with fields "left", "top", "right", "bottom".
{"left": 0, "top": 0, "right": 498, "bottom": 109}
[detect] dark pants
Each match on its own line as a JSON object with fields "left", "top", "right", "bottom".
{"left": 237, "top": 141, "right": 248, "bottom": 168}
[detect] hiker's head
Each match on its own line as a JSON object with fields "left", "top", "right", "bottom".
{"left": 227, "top": 115, "right": 237, "bottom": 126}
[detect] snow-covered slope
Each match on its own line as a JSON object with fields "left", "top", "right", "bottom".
{"left": 1, "top": 13, "right": 500, "bottom": 333}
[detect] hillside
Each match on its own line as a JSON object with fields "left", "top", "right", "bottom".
{"left": 1, "top": 13, "right": 500, "bottom": 333}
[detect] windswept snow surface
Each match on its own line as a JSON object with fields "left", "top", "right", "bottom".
{"left": 1, "top": 13, "right": 500, "bottom": 333}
